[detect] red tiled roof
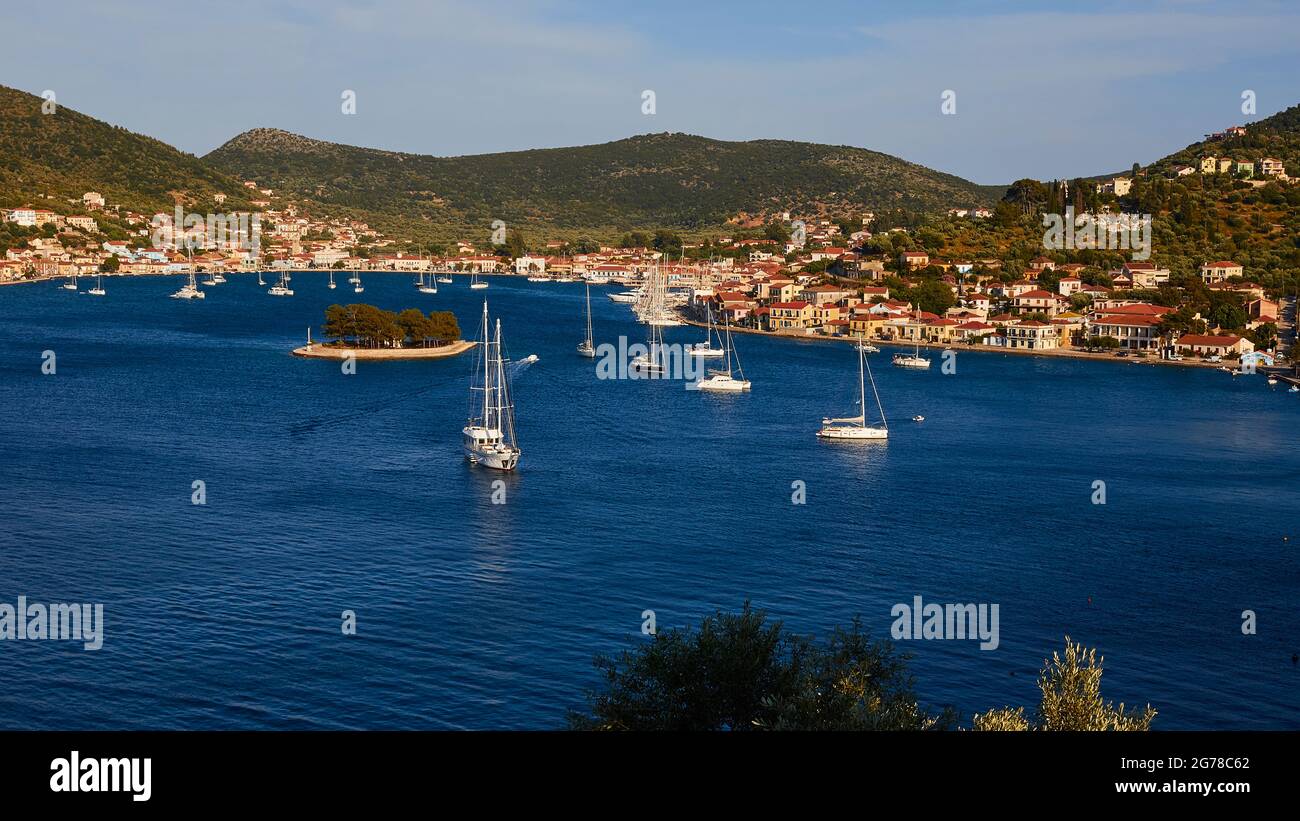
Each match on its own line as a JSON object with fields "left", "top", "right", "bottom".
{"left": 1178, "top": 334, "right": 1243, "bottom": 346}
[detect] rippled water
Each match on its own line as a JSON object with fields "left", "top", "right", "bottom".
{"left": 0, "top": 272, "right": 1296, "bottom": 729}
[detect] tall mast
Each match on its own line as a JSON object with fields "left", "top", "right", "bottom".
{"left": 857, "top": 345, "right": 867, "bottom": 426}
{"left": 481, "top": 301, "right": 491, "bottom": 425}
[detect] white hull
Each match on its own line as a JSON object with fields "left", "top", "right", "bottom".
{"left": 608, "top": 292, "right": 639, "bottom": 304}
{"left": 695, "top": 375, "right": 751, "bottom": 392}
{"left": 87, "top": 288, "right": 106, "bottom": 296}
{"left": 171, "top": 287, "right": 205, "bottom": 299}
{"left": 463, "top": 428, "right": 519, "bottom": 470}
{"left": 576, "top": 342, "right": 596, "bottom": 358}
{"left": 817, "top": 425, "right": 888, "bottom": 440}
{"left": 630, "top": 354, "right": 665, "bottom": 375}
{"left": 437, "top": 276, "right": 453, "bottom": 283}
{"left": 470, "top": 282, "right": 489, "bottom": 290}
{"left": 893, "top": 355, "right": 931, "bottom": 369}
{"left": 687, "top": 345, "right": 725, "bottom": 358}
{"left": 268, "top": 286, "right": 293, "bottom": 296}
{"left": 418, "top": 287, "right": 438, "bottom": 294}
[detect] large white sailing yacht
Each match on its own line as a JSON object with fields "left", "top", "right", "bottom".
{"left": 818, "top": 343, "right": 888, "bottom": 440}
{"left": 463, "top": 301, "right": 521, "bottom": 471}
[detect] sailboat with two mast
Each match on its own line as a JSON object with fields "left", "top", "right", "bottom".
{"left": 464, "top": 300, "right": 521, "bottom": 470}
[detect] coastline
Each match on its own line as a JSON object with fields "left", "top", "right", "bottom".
{"left": 292, "top": 340, "right": 475, "bottom": 360}
{"left": 674, "top": 314, "right": 1225, "bottom": 369}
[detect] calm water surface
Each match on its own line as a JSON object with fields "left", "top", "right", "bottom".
{"left": 0, "top": 273, "right": 1296, "bottom": 729}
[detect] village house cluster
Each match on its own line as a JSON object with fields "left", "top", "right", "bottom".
{"left": 682, "top": 252, "right": 1271, "bottom": 362}
{"left": 0, "top": 168, "right": 1284, "bottom": 365}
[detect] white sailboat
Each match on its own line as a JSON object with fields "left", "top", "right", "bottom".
{"left": 608, "top": 291, "right": 640, "bottom": 304}
{"left": 328, "top": 270, "right": 337, "bottom": 289}
{"left": 87, "top": 274, "right": 106, "bottom": 297}
{"left": 348, "top": 269, "right": 361, "bottom": 285}
{"left": 688, "top": 304, "right": 725, "bottom": 358}
{"left": 892, "top": 340, "right": 931, "bottom": 369}
{"left": 463, "top": 300, "right": 521, "bottom": 471}
{"left": 170, "top": 256, "right": 205, "bottom": 300}
{"left": 577, "top": 282, "right": 596, "bottom": 357}
{"left": 61, "top": 274, "right": 78, "bottom": 291}
{"left": 818, "top": 344, "right": 888, "bottom": 440}
{"left": 418, "top": 269, "right": 438, "bottom": 294}
{"left": 469, "top": 270, "right": 489, "bottom": 290}
{"left": 354, "top": 272, "right": 365, "bottom": 294}
{"left": 268, "top": 271, "right": 294, "bottom": 296}
{"left": 257, "top": 270, "right": 266, "bottom": 286}
{"left": 436, "top": 268, "right": 453, "bottom": 284}
{"left": 630, "top": 321, "right": 666, "bottom": 375}
{"left": 694, "top": 318, "right": 750, "bottom": 392}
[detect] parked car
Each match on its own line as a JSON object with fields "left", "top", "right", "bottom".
{"left": 1208, "top": 354, "right": 1222, "bottom": 363}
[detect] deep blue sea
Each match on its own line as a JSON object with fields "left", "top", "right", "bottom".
{"left": 1, "top": 272, "right": 1296, "bottom": 729}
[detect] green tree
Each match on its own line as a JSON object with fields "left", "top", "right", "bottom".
{"left": 903, "top": 279, "right": 956, "bottom": 315}
{"left": 426, "top": 310, "right": 461, "bottom": 344}
{"left": 652, "top": 229, "right": 683, "bottom": 256}
{"left": 570, "top": 603, "right": 953, "bottom": 731}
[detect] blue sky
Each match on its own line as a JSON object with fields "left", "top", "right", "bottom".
{"left": 2, "top": 0, "right": 1299, "bottom": 184}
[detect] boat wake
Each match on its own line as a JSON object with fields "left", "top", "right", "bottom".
{"left": 287, "top": 379, "right": 454, "bottom": 436}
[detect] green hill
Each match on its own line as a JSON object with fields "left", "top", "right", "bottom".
{"left": 0, "top": 84, "right": 254, "bottom": 217}
{"left": 204, "top": 128, "right": 999, "bottom": 238}
{"left": 1148, "top": 104, "right": 1300, "bottom": 176}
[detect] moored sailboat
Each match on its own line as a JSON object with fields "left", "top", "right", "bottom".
{"left": 818, "top": 344, "right": 888, "bottom": 440}
{"left": 171, "top": 262, "right": 205, "bottom": 300}
{"left": 688, "top": 304, "right": 725, "bottom": 358}
{"left": 267, "top": 271, "right": 294, "bottom": 296}
{"left": 892, "top": 341, "right": 931, "bottom": 369}
{"left": 577, "top": 282, "right": 596, "bottom": 357}
{"left": 694, "top": 318, "right": 750, "bottom": 392}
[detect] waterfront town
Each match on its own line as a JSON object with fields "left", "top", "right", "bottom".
{"left": 0, "top": 148, "right": 1293, "bottom": 367}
